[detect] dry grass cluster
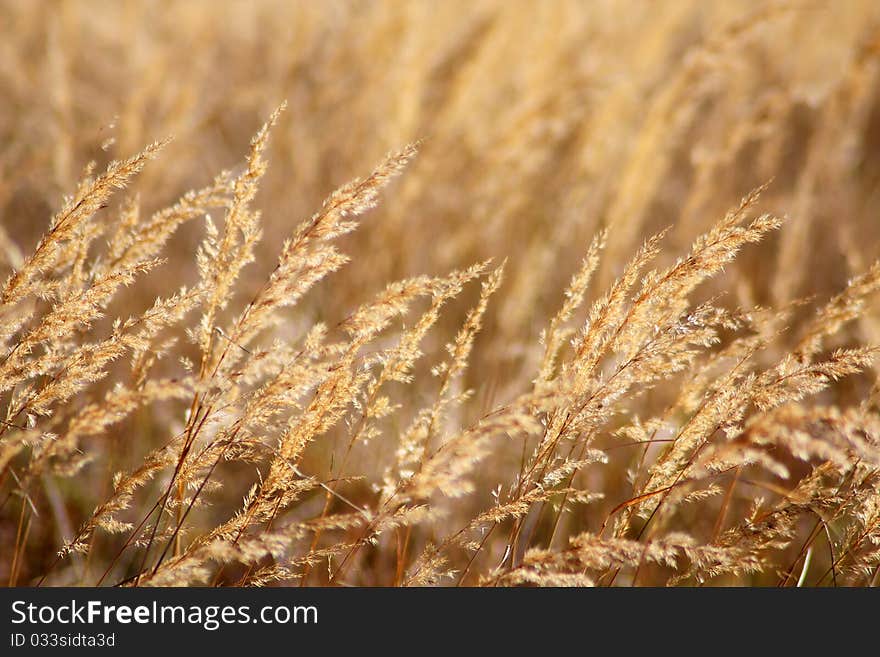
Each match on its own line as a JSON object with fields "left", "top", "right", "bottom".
{"left": 2, "top": 0, "right": 880, "bottom": 586}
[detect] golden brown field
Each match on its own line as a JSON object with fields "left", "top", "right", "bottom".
{"left": 2, "top": 0, "right": 880, "bottom": 587}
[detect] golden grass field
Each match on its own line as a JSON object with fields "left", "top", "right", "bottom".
{"left": 2, "top": 0, "right": 880, "bottom": 586}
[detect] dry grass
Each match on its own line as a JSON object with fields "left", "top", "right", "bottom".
{"left": 2, "top": 0, "right": 880, "bottom": 586}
